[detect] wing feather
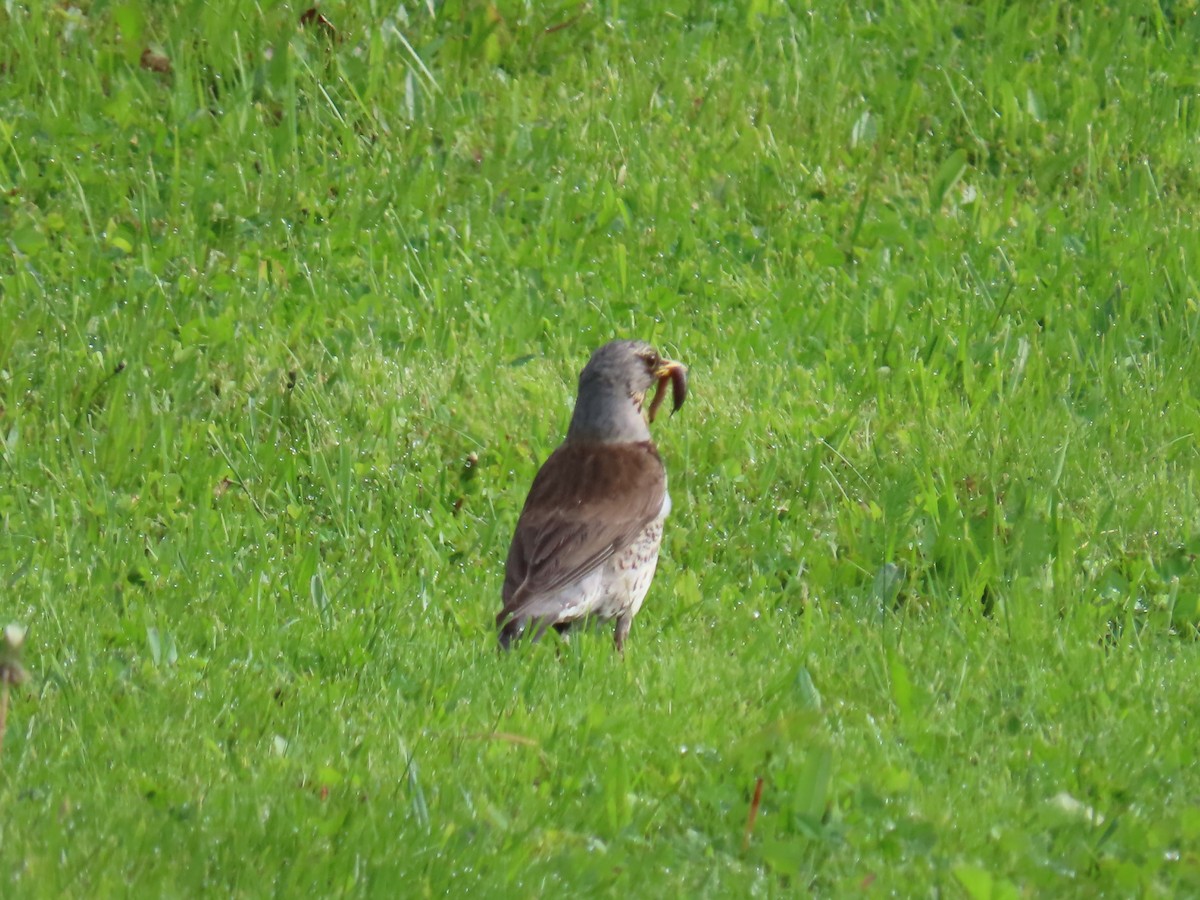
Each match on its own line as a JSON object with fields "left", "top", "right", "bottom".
{"left": 499, "top": 441, "right": 665, "bottom": 625}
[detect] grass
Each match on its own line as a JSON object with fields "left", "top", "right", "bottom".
{"left": 2, "top": 0, "right": 1199, "bottom": 895}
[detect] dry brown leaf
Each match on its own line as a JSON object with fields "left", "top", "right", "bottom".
{"left": 139, "top": 47, "right": 172, "bottom": 74}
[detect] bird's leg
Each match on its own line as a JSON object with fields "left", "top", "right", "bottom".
{"left": 613, "top": 615, "right": 632, "bottom": 653}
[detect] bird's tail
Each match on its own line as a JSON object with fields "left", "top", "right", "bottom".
{"left": 497, "top": 613, "right": 560, "bottom": 650}
{"left": 497, "top": 615, "right": 524, "bottom": 650}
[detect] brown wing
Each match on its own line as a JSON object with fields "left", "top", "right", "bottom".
{"left": 499, "top": 441, "right": 665, "bottom": 622}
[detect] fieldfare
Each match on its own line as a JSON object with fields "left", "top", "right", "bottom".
{"left": 497, "top": 340, "right": 688, "bottom": 651}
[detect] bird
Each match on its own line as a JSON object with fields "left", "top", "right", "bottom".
{"left": 497, "top": 339, "right": 688, "bottom": 651}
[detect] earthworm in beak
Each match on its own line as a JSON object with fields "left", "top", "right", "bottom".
{"left": 648, "top": 360, "right": 688, "bottom": 423}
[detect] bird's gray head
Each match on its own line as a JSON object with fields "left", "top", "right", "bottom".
{"left": 566, "top": 340, "right": 687, "bottom": 444}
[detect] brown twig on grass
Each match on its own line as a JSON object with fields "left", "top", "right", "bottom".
{"left": 742, "top": 776, "right": 765, "bottom": 850}
{"left": 544, "top": 3, "right": 590, "bottom": 34}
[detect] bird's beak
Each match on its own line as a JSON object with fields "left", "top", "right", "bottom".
{"left": 648, "top": 359, "right": 688, "bottom": 423}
